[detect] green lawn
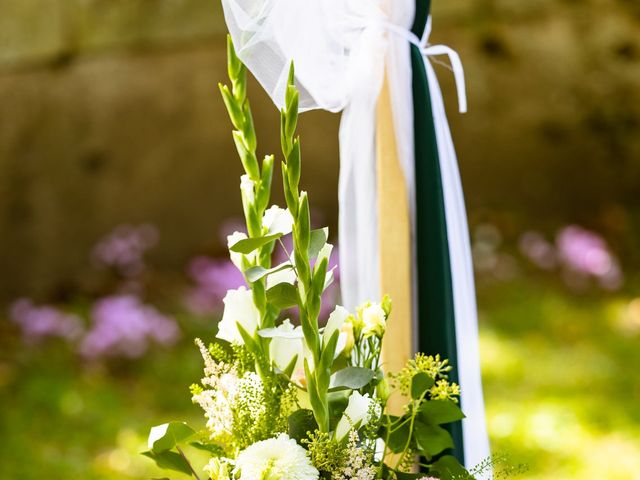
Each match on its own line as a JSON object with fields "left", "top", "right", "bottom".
{"left": 1, "top": 280, "right": 639, "bottom": 479}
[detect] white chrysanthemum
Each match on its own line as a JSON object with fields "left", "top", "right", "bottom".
{"left": 235, "top": 434, "right": 319, "bottom": 480}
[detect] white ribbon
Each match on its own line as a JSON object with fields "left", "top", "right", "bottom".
{"left": 220, "top": 1, "right": 490, "bottom": 473}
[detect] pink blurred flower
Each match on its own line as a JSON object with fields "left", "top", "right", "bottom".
{"left": 10, "top": 298, "right": 84, "bottom": 344}
{"left": 183, "top": 256, "right": 245, "bottom": 315}
{"left": 91, "top": 224, "right": 159, "bottom": 277}
{"left": 79, "top": 294, "right": 179, "bottom": 359}
{"left": 556, "top": 225, "right": 623, "bottom": 290}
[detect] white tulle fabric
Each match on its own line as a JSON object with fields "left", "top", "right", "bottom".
{"left": 221, "top": 0, "right": 490, "bottom": 473}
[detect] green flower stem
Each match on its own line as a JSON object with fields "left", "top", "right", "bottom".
{"left": 393, "top": 390, "right": 428, "bottom": 470}
{"left": 279, "top": 64, "right": 333, "bottom": 432}
{"left": 220, "top": 36, "right": 275, "bottom": 375}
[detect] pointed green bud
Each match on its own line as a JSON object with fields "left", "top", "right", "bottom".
{"left": 232, "top": 131, "right": 260, "bottom": 180}
{"left": 226, "top": 35, "right": 242, "bottom": 80}
{"left": 256, "top": 155, "right": 274, "bottom": 212}
{"left": 297, "top": 191, "right": 310, "bottom": 251}
{"left": 287, "top": 138, "right": 301, "bottom": 189}
{"left": 219, "top": 83, "right": 243, "bottom": 130}
{"left": 242, "top": 102, "right": 257, "bottom": 151}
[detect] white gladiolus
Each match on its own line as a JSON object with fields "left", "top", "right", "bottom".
{"left": 235, "top": 434, "right": 319, "bottom": 480}
{"left": 361, "top": 302, "right": 387, "bottom": 338}
{"left": 240, "top": 175, "right": 255, "bottom": 203}
{"left": 267, "top": 319, "right": 304, "bottom": 375}
{"left": 266, "top": 265, "right": 297, "bottom": 288}
{"left": 216, "top": 287, "right": 261, "bottom": 344}
{"left": 335, "top": 391, "right": 376, "bottom": 441}
{"left": 262, "top": 205, "right": 294, "bottom": 235}
{"left": 324, "top": 305, "right": 349, "bottom": 344}
{"left": 227, "top": 231, "right": 257, "bottom": 271}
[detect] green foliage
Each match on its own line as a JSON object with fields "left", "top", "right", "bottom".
{"left": 228, "top": 233, "right": 283, "bottom": 255}
{"left": 141, "top": 451, "right": 193, "bottom": 476}
{"left": 265, "top": 282, "right": 298, "bottom": 309}
{"left": 411, "top": 372, "right": 435, "bottom": 400}
{"left": 330, "top": 367, "right": 376, "bottom": 391}
{"left": 287, "top": 409, "right": 319, "bottom": 445}
{"left": 147, "top": 422, "right": 195, "bottom": 453}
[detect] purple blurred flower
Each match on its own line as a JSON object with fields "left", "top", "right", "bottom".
{"left": 10, "top": 298, "right": 84, "bottom": 344}
{"left": 556, "top": 225, "right": 623, "bottom": 290}
{"left": 79, "top": 294, "right": 179, "bottom": 359}
{"left": 91, "top": 224, "right": 159, "bottom": 277}
{"left": 184, "top": 256, "right": 245, "bottom": 315}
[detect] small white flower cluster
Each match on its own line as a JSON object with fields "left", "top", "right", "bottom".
{"left": 334, "top": 431, "right": 377, "bottom": 480}
{"left": 234, "top": 371, "right": 267, "bottom": 424}
{"left": 192, "top": 339, "right": 238, "bottom": 445}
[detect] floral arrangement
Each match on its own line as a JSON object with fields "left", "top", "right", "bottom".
{"left": 144, "top": 38, "right": 475, "bottom": 480}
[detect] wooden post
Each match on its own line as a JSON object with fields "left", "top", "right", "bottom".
{"left": 376, "top": 75, "right": 414, "bottom": 414}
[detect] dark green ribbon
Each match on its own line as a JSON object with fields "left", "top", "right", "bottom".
{"left": 411, "top": 0, "right": 465, "bottom": 463}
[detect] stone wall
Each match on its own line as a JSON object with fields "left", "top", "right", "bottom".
{"left": 1, "top": 0, "right": 639, "bottom": 302}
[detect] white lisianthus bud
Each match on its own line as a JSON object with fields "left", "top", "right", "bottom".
{"left": 262, "top": 205, "right": 294, "bottom": 235}
{"left": 361, "top": 302, "right": 387, "bottom": 338}
{"left": 216, "top": 287, "right": 261, "bottom": 344}
{"left": 240, "top": 175, "right": 255, "bottom": 204}
{"left": 335, "top": 391, "right": 376, "bottom": 441}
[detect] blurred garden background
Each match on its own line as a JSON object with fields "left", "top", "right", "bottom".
{"left": 1, "top": 0, "right": 639, "bottom": 479}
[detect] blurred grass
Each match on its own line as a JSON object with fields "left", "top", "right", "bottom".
{"left": 1, "top": 279, "right": 639, "bottom": 478}
{"left": 479, "top": 279, "right": 640, "bottom": 479}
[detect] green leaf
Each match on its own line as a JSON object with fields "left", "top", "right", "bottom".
{"left": 288, "top": 409, "right": 318, "bottom": 445}
{"left": 413, "top": 420, "right": 454, "bottom": 457}
{"left": 189, "top": 441, "right": 225, "bottom": 456}
{"left": 236, "top": 322, "right": 260, "bottom": 353}
{"left": 419, "top": 400, "right": 465, "bottom": 425}
{"left": 141, "top": 450, "right": 192, "bottom": 476}
{"left": 230, "top": 233, "right": 283, "bottom": 254}
{"left": 308, "top": 228, "right": 328, "bottom": 259}
{"left": 245, "top": 262, "right": 293, "bottom": 283}
{"left": 411, "top": 372, "right": 435, "bottom": 400}
{"left": 329, "top": 367, "right": 375, "bottom": 391}
{"left": 266, "top": 282, "right": 299, "bottom": 309}
{"left": 429, "top": 455, "right": 473, "bottom": 480}
{"left": 148, "top": 422, "right": 195, "bottom": 453}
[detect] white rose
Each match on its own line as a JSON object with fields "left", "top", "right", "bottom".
{"left": 361, "top": 302, "right": 386, "bottom": 338}
{"left": 216, "top": 287, "right": 261, "bottom": 344}
{"left": 335, "top": 391, "right": 376, "bottom": 441}
{"left": 262, "top": 205, "right": 294, "bottom": 235}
